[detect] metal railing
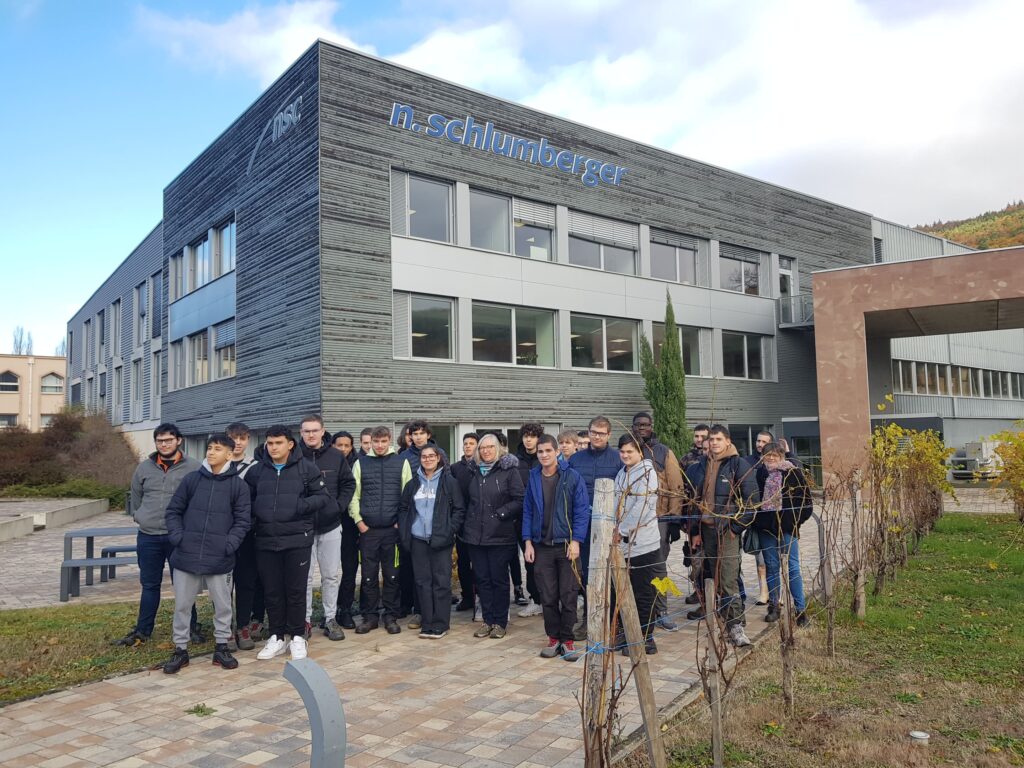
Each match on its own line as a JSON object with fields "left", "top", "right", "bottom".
{"left": 778, "top": 294, "right": 815, "bottom": 327}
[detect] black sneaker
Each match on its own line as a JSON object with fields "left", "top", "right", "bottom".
{"left": 455, "top": 600, "right": 474, "bottom": 612}
{"left": 163, "top": 647, "right": 189, "bottom": 674}
{"left": 384, "top": 618, "right": 401, "bottom": 635}
{"left": 355, "top": 618, "right": 378, "bottom": 635}
{"left": 765, "top": 604, "right": 780, "bottom": 623}
{"left": 684, "top": 592, "right": 701, "bottom": 605}
{"left": 212, "top": 644, "right": 238, "bottom": 670}
{"left": 336, "top": 611, "right": 356, "bottom": 630}
{"left": 114, "top": 629, "right": 149, "bottom": 647}
{"left": 645, "top": 638, "right": 658, "bottom": 655}
{"left": 189, "top": 624, "right": 207, "bottom": 644}
{"left": 513, "top": 587, "right": 529, "bottom": 606}
{"left": 796, "top": 611, "right": 810, "bottom": 628}
{"left": 686, "top": 608, "right": 705, "bottom": 621}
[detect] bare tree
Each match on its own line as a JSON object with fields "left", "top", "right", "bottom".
{"left": 26, "top": 332, "right": 33, "bottom": 355}
{"left": 12, "top": 326, "right": 26, "bottom": 354}
{"left": 55, "top": 337, "right": 67, "bottom": 357}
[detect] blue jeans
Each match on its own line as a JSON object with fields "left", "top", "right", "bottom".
{"left": 135, "top": 532, "right": 196, "bottom": 637}
{"left": 760, "top": 530, "right": 806, "bottom": 612}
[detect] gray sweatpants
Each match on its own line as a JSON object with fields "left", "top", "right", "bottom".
{"left": 306, "top": 527, "right": 342, "bottom": 623}
{"left": 172, "top": 569, "right": 233, "bottom": 648}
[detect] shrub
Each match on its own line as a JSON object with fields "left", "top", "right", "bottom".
{"left": 992, "top": 422, "right": 1024, "bottom": 523}
{"left": 59, "top": 414, "right": 137, "bottom": 489}
{"left": 0, "top": 427, "right": 67, "bottom": 488}
{"left": 0, "top": 479, "right": 127, "bottom": 509}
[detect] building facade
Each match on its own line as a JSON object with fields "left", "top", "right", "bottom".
{"left": 68, "top": 40, "right": 1019, "bottom": 461}
{"left": 0, "top": 354, "right": 66, "bottom": 432}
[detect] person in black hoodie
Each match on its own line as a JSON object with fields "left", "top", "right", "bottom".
{"left": 398, "top": 445, "right": 465, "bottom": 638}
{"left": 162, "top": 433, "right": 251, "bottom": 674}
{"left": 245, "top": 426, "right": 331, "bottom": 662}
{"left": 332, "top": 431, "right": 358, "bottom": 468}
{"left": 463, "top": 433, "right": 524, "bottom": 639}
{"left": 450, "top": 431, "right": 479, "bottom": 612}
{"left": 299, "top": 415, "right": 356, "bottom": 642}
{"left": 514, "top": 422, "right": 544, "bottom": 617}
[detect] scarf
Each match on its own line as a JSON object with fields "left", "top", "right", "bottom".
{"left": 478, "top": 460, "right": 495, "bottom": 477}
{"left": 761, "top": 460, "right": 795, "bottom": 512}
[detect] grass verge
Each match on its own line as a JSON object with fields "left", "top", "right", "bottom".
{"left": 660, "top": 513, "right": 1024, "bottom": 767}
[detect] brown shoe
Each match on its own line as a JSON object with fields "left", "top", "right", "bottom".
{"left": 489, "top": 625, "right": 507, "bottom": 639}
{"left": 473, "top": 623, "right": 492, "bottom": 638}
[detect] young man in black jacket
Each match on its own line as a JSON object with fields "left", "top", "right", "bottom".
{"left": 451, "top": 431, "right": 479, "bottom": 612}
{"left": 349, "top": 425, "right": 413, "bottom": 635}
{"left": 162, "top": 434, "right": 251, "bottom": 673}
{"left": 299, "top": 415, "right": 356, "bottom": 641}
{"left": 226, "top": 421, "right": 264, "bottom": 650}
{"left": 513, "top": 422, "right": 544, "bottom": 616}
{"left": 246, "top": 426, "right": 331, "bottom": 661}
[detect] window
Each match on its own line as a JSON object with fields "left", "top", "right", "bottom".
{"left": 218, "top": 221, "right": 236, "bottom": 274}
{"left": 41, "top": 374, "right": 63, "bottom": 394}
{"left": 112, "top": 367, "right": 122, "bottom": 422}
{"left": 151, "top": 352, "right": 161, "bottom": 420}
{"left": 170, "top": 342, "right": 185, "bottom": 391}
{"left": 0, "top": 415, "right": 17, "bottom": 428}
{"left": 570, "top": 314, "right": 638, "bottom": 371}
{"left": 216, "top": 344, "right": 236, "bottom": 379}
{"left": 0, "top": 372, "right": 19, "bottom": 392}
{"left": 720, "top": 256, "right": 759, "bottom": 295}
{"left": 408, "top": 175, "right": 452, "bottom": 243}
{"left": 170, "top": 253, "right": 185, "bottom": 301}
{"left": 83, "top": 319, "right": 91, "bottom": 365}
{"left": 96, "top": 309, "right": 105, "bottom": 360}
{"left": 70, "top": 382, "right": 81, "bottom": 404}
{"left": 134, "top": 282, "right": 148, "bottom": 346}
{"left": 68, "top": 330, "right": 74, "bottom": 366}
{"left": 514, "top": 222, "right": 552, "bottom": 261}
{"left": 873, "top": 238, "right": 884, "bottom": 264}
{"left": 40, "top": 415, "right": 55, "bottom": 428}
{"left": 188, "top": 331, "right": 209, "bottom": 386}
{"left": 471, "top": 303, "right": 556, "bottom": 367}
{"left": 97, "top": 372, "right": 106, "bottom": 412}
{"left": 650, "top": 242, "right": 697, "bottom": 284}
{"left": 111, "top": 300, "right": 121, "bottom": 356}
{"left": 470, "top": 190, "right": 510, "bottom": 252}
{"left": 411, "top": 296, "right": 453, "bottom": 359}
{"left": 131, "top": 360, "right": 143, "bottom": 421}
{"left": 894, "top": 360, "right": 915, "bottom": 394}
{"left": 958, "top": 366, "right": 974, "bottom": 397}
{"left": 568, "top": 236, "right": 636, "bottom": 275}
{"left": 151, "top": 272, "right": 162, "bottom": 338}
{"left": 722, "top": 332, "right": 764, "bottom": 379}
{"left": 652, "top": 323, "right": 702, "bottom": 375}
{"left": 193, "top": 234, "right": 212, "bottom": 290}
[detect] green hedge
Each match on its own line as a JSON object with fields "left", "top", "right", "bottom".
{"left": 0, "top": 479, "right": 127, "bottom": 509}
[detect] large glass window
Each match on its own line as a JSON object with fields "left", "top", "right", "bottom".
{"left": 0, "top": 415, "right": 17, "bottom": 428}
{"left": 408, "top": 176, "right": 452, "bottom": 243}
{"left": 650, "top": 242, "right": 697, "bottom": 284}
{"left": 219, "top": 221, "right": 236, "bottom": 274}
{"left": 470, "top": 190, "right": 510, "bottom": 253}
{"left": 722, "top": 332, "right": 764, "bottom": 380}
{"left": 216, "top": 345, "right": 236, "bottom": 379}
{"left": 570, "top": 314, "right": 637, "bottom": 371}
{"left": 41, "top": 374, "right": 63, "bottom": 394}
{"left": 568, "top": 236, "right": 635, "bottom": 275}
{"left": 472, "top": 304, "right": 512, "bottom": 363}
{"left": 471, "top": 304, "right": 555, "bottom": 367}
{"left": 194, "top": 235, "right": 212, "bottom": 289}
{"left": 652, "top": 323, "right": 702, "bottom": 375}
{"left": 0, "top": 372, "right": 18, "bottom": 392}
{"left": 720, "top": 256, "right": 759, "bottom": 295}
{"left": 514, "top": 222, "right": 553, "bottom": 261}
{"left": 188, "top": 330, "right": 209, "bottom": 386}
{"left": 170, "top": 342, "right": 184, "bottom": 391}
{"left": 411, "top": 296, "right": 453, "bottom": 359}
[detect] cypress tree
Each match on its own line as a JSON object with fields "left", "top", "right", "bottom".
{"left": 639, "top": 291, "right": 690, "bottom": 456}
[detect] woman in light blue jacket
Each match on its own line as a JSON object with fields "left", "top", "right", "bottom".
{"left": 612, "top": 434, "right": 661, "bottom": 655}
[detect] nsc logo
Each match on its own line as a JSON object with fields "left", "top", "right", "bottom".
{"left": 247, "top": 83, "right": 305, "bottom": 176}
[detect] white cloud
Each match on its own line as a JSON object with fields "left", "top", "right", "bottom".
{"left": 136, "top": 1, "right": 373, "bottom": 87}
{"left": 138, "top": 0, "right": 1024, "bottom": 224}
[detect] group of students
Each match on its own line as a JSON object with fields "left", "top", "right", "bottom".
{"left": 113, "top": 411, "right": 811, "bottom": 674}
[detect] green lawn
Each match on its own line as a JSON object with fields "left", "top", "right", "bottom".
{"left": 663, "top": 513, "right": 1024, "bottom": 768}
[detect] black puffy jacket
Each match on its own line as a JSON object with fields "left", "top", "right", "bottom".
{"left": 461, "top": 454, "right": 524, "bottom": 547}
{"left": 300, "top": 438, "right": 356, "bottom": 535}
{"left": 245, "top": 442, "right": 331, "bottom": 551}
{"left": 165, "top": 463, "right": 251, "bottom": 575}
{"left": 753, "top": 464, "right": 812, "bottom": 535}
{"left": 398, "top": 468, "right": 466, "bottom": 551}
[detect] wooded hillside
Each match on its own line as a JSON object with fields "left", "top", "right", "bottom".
{"left": 916, "top": 201, "right": 1024, "bottom": 249}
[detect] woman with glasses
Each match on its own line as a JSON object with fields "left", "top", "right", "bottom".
{"left": 461, "top": 433, "right": 525, "bottom": 639}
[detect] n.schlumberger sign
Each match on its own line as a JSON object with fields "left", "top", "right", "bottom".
{"left": 388, "top": 103, "right": 628, "bottom": 188}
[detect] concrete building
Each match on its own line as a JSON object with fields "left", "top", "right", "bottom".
{"left": 65, "top": 40, "right": 1024, "bottom": 461}
{"left": 0, "top": 354, "right": 66, "bottom": 432}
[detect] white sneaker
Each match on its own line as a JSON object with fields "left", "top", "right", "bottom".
{"left": 517, "top": 600, "right": 543, "bottom": 618}
{"left": 289, "top": 635, "right": 308, "bottom": 660}
{"left": 728, "top": 625, "right": 752, "bottom": 648}
{"left": 257, "top": 634, "right": 287, "bottom": 660}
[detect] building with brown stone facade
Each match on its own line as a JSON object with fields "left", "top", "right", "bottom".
{"left": 0, "top": 354, "right": 66, "bottom": 432}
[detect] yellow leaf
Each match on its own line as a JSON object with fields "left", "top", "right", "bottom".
{"left": 988, "top": 562, "right": 999, "bottom": 571}
{"left": 885, "top": 393, "right": 894, "bottom": 402}
{"left": 876, "top": 403, "right": 886, "bottom": 411}
{"left": 650, "top": 576, "right": 682, "bottom": 596}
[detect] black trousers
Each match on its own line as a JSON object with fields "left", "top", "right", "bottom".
{"left": 257, "top": 546, "right": 312, "bottom": 638}
{"left": 234, "top": 531, "right": 265, "bottom": 628}
{"left": 468, "top": 543, "right": 516, "bottom": 628}
{"left": 455, "top": 538, "right": 474, "bottom": 604}
{"left": 533, "top": 543, "right": 580, "bottom": 642}
{"left": 337, "top": 521, "right": 359, "bottom": 619}
{"left": 410, "top": 538, "right": 453, "bottom": 633}
{"left": 519, "top": 540, "right": 541, "bottom": 603}
{"left": 399, "top": 543, "right": 418, "bottom": 615}
{"left": 610, "top": 548, "right": 660, "bottom": 641}
{"left": 359, "top": 527, "right": 401, "bottom": 621}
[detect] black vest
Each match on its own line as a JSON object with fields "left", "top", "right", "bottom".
{"left": 356, "top": 452, "right": 406, "bottom": 528}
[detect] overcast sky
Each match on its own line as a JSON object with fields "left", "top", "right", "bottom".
{"left": 2, "top": 0, "right": 1021, "bottom": 354}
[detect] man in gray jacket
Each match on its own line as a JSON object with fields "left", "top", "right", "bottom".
{"left": 114, "top": 424, "right": 200, "bottom": 647}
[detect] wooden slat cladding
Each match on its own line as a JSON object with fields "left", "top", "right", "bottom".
{"left": 161, "top": 48, "right": 322, "bottom": 435}
{"left": 316, "top": 42, "right": 870, "bottom": 432}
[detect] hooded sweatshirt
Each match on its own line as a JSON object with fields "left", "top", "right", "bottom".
{"left": 300, "top": 436, "right": 356, "bottom": 535}
{"left": 614, "top": 459, "right": 661, "bottom": 557}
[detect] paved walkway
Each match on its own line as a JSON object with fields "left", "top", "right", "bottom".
{"left": 0, "top": 510, "right": 830, "bottom": 767}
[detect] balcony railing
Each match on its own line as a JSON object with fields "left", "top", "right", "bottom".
{"left": 778, "top": 294, "right": 815, "bottom": 327}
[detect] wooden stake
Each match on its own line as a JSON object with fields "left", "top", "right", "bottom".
{"left": 583, "top": 478, "right": 615, "bottom": 765}
{"left": 704, "top": 578, "right": 725, "bottom": 768}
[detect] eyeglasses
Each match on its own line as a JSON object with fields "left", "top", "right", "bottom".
{"left": 155, "top": 437, "right": 178, "bottom": 444}
{"left": 588, "top": 430, "right": 610, "bottom": 437}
